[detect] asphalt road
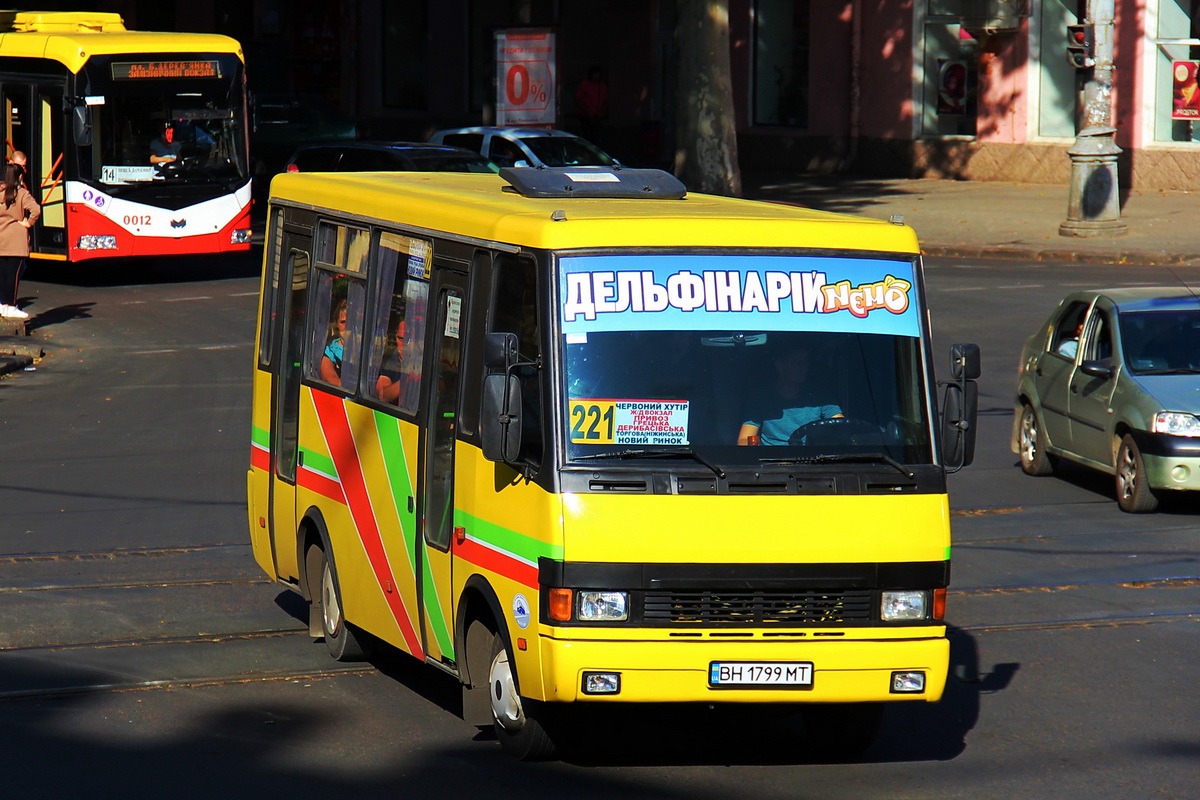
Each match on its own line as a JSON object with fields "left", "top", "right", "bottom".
{"left": 0, "top": 253, "right": 1197, "bottom": 799}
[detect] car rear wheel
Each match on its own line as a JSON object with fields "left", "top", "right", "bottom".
{"left": 1018, "top": 404, "right": 1054, "bottom": 476}
{"left": 1115, "top": 434, "right": 1159, "bottom": 513}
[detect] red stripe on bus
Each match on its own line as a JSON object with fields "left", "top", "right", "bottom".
{"left": 250, "top": 445, "right": 270, "bottom": 471}
{"left": 455, "top": 537, "right": 539, "bottom": 589}
{"left": 297, "top": 465, "right": 344, "bottom": 504}
{"left": 311, "top": 390, "right": 425, "bottom": 658}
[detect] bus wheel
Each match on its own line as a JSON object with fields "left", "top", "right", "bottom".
{"left": 308, "top": 543, "right": 371, "bottom": 662}
{"left": 485, "top": 627, "right": 559, "bottom": 761}
{"left": 800, "top": 702, "right": 884, "bottom": 759}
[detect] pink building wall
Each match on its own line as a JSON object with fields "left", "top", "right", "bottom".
{"left": 859, "top": 1, "right": 914, "bottom": 139}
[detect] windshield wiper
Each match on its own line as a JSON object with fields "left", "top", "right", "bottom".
{"left": 758, "top": 452, "right": 915, "bottom": 479}
{"left": 1136, "top": 367, "right": 1200, "bottom": 375}
{"left": 573, "top": 447, "right": 726, "bottom": 479}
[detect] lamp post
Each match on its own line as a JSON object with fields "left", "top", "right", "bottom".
{"left": 1060, "top": 0, "right": 1127, "bottom": 237}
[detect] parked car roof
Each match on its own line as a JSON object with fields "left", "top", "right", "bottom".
{"left": 286, "top": 141, "right": 499, "bottom": 174}
{"left": 429, "top": 126, "right": 616, "bottom": 168}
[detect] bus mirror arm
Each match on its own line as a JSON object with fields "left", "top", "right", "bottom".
{"left": 940, "top": 343, "right": 981, "bottom": 472}
{"left": 481, "top": 373, "right": 524, "bottom": 463}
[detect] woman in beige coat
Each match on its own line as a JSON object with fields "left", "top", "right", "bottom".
{"left": 0, "top": 162, "right": 41, "bottom": 319}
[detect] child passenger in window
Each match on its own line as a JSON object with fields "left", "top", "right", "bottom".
{"left": 320, "top": 300, "right": 348, "bottom": 385}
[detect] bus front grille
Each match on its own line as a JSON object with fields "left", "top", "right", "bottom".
{"left": 643, "top": 590, "right": 873, "bottom": 625}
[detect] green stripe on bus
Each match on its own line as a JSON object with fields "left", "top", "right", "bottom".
{"left": 374, "top": 412, "right": 417, "bottom": 574}
{"left": 456, "top": 509, "right": 564, "bottom": 564}
{"left": 300, "top": 447, "right": 337, "bottom": 478}
{"left": 251, "top": 425, "right": 270, "bottom": 449}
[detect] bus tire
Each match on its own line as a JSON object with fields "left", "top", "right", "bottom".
{"left": 484, "top": 625, "right": 559, "bottom": 761}
{"left": 800, "top": 702, "right": 884, "bottom": 759}
{"left": 308, "top": 543, "right": 371, "bottom": 662}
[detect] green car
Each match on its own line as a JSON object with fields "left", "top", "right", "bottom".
{"left": 1013, "top": 288, "right": 1200, "bottom": 512}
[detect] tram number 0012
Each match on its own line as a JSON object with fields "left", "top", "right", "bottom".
{"left": 123, "top": 215, "right": 153, "bottom": 227}
{"left": 569, "top": 401, "right": 615, "bottom": 443}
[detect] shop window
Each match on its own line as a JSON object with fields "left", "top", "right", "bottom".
{"left": 1154, "top": 0, "right": 1200, "bottom": 143}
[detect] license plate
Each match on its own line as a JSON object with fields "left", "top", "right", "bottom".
{"left": 709, "top": 661, "right": 814, "bottom": 688}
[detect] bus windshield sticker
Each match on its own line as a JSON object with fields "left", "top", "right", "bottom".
{"left": 445, "top": 295, "right": 462, "bottom": 339}
{"left": 407, "top": 239, "right": 430, "bottom": 278}
{"left": 569, "top": 398, "right": 689, "bottom": 446}
{"left": 101, "top": 166, "right": 160, "bottom": 184}
{"left": 559, "top": 254, "right": 918, "bottom": 338}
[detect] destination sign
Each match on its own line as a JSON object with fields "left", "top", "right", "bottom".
{"left": 111, "top": 61, "right": 222, "bottom": 80}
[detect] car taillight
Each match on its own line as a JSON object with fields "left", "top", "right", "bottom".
{"left": 286, "top": 164, "right": 299, "bottom": 172}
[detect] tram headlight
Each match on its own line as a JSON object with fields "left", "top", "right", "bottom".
{"left": 230, "top": 228, "right": 253, "bottom": 244}
{"left": 577, "top": 591, "right": 629, "bottom": 622}
{"left": 881, "top": 590, "right": 928, "bottom": 621}
{"left": 77, "top": 235, "right": 117, "bottom": 250}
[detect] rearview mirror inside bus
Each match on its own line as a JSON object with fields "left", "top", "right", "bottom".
{"left": 481, "top": 373, "right": 523, "bottom": 463}
{"left": 72, "top": 103, "right": 92, "bottom": 146}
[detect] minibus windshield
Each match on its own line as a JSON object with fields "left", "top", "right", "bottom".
{"left": 560, "top": 253, "right": 933, "bottom": 466}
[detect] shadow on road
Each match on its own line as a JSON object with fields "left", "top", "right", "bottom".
{"left": 25, "top": 248, "right": 262, "bottom": 289}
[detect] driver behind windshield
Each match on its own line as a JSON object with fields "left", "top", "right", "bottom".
{"left": 149, "top": 120, "right": 182, "bottom": 164}
{"left": 737, "top": 347, "right": 844, "bottom": 445}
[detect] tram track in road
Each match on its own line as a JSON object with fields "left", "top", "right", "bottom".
{"left": 0, "top": 662, "right": 375, "bottom": 702}
{"left": 0, "top": 541, "right": 250, "bottom": 563}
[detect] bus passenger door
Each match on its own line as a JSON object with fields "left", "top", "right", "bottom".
{"left": 416, "top": 268, "right": 466, "bottom": 664}
{"left": 268, "top": 243, "right": 310, "bottom": 581}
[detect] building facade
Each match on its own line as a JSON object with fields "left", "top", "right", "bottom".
{"left": 89, "top": 0, "right": 1200, "bottom": 190}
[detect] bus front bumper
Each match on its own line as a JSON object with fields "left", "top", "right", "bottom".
{"left": 535, "top": 632, "right": 949, "bottom": 704}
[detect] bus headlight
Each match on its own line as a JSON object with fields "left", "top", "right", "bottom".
{"left": 881, "top": 590, "right": 928, "bottom": 621}
{"left": 1154, "top": 412, "right": 1200, "bottom": 437}
{"left": 77, "top": 235, "right": 117, "bottom": 250}
{"left": 577, "top": 591, "right": 628, "bottom": 621}
{"left": 230, "top": 228, "right": 253, "bottom": 244}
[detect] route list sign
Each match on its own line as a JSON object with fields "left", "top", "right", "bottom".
{"left": 495, "top": 28, "right": 556, "bottom": 127}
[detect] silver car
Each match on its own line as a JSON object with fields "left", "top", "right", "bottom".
{"left": 429, "top": 126, "right": 616, "bottom": 169}
{"left": 1013, "top": 288, "right": 1200, "bottom": 512}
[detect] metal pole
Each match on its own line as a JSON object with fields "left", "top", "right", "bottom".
{"left": 1060, "top": 0, "right": 1128, "bottom": 237}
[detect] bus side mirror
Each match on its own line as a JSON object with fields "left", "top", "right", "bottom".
{"left": 942, "top": 343, "right": 980, "bottom": 471}
{"left": 72, "top": 104, "right": 92, "bottom": 146}
{"left": 950, "top": 342, "right": 981, "bottom": 380}
{"left": 481, "top": 373, "right": 523, "bottom": 463}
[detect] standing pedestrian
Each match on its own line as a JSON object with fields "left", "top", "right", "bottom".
{"left": 575, "top": 66, "right": 609, "bottom": 145}
{"left": 0, "top": 163, "right": 41, "bottom": 319}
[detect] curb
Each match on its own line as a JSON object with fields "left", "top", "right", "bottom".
{"left": 920, "top": 244, "right": 1200, "bottom": 268}
{"left": 0, "top": 352, "right": 32, "bottom": 377}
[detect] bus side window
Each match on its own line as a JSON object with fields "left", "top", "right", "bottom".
{"left": 366, "top": 232, "right": 429, "bottom": 413}
{"left": 309, "top": 271, "right": 365, "bottom": 390}
{"left": 491, "top": 255, "right": 542, "bottom": 465}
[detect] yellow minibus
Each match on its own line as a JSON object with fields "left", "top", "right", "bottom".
{"left": 248, "top": 166, "right": 979, "bottom": 759}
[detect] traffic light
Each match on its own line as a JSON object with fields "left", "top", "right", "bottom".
{"left": 1067, "top": 24, "right": 1095, "bottom": 69}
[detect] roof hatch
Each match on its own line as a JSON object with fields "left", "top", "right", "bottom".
{"left": 499, "top": 166, "right": 687, "bottom": 199}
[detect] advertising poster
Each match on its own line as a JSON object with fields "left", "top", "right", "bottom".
{"left": 937, "top": 59, "right": 967, "bottom": 116}
{"left": 1172, "top": 60, "right": 1200, "bottom": 119}
{"left": 495, "top": 29, "right": 556, "bottom": 127}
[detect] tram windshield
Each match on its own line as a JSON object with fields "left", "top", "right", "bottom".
{"left": 75, "top": 53, "right": 248, "bottom": 189}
